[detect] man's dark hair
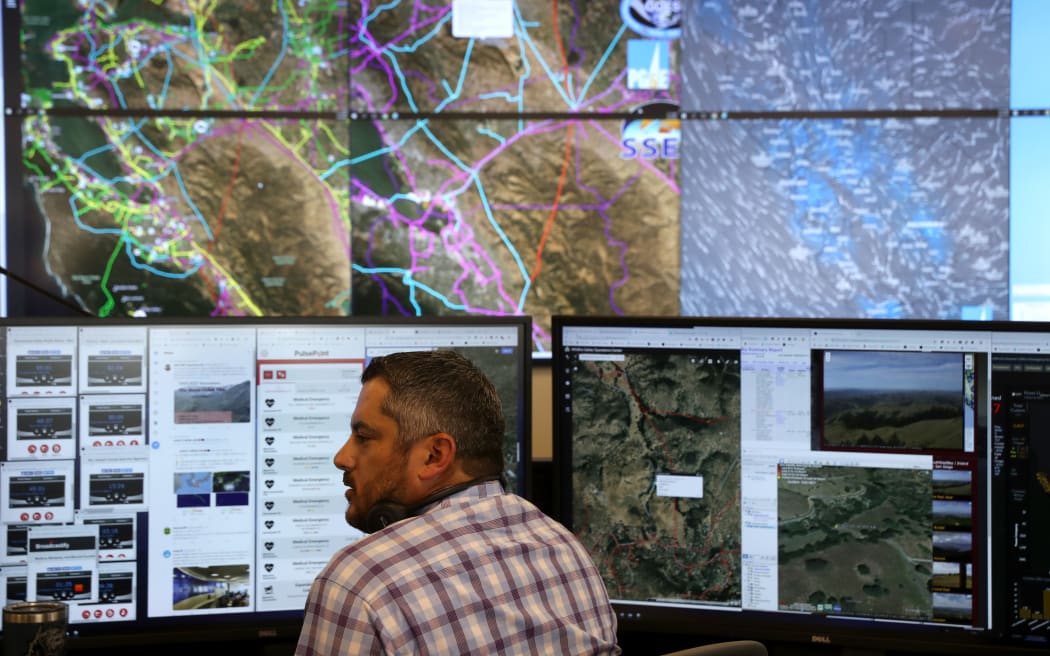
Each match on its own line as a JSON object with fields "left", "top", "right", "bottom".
{"left": 361, "top": 349, "right": 504, "bottom": 476}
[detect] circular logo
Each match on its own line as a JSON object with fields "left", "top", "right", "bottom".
{"left": 621, "top": 0, "right": 682, "bottom": 38}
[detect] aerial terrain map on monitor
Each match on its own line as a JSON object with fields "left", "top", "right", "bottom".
{"left": 778, "top": 463, "right": 934, "bottom": 621}
{"left": 570, "top": 350, "right": 742, "bottom": 605}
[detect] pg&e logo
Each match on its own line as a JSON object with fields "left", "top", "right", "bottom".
{"left": 627, "top": 39, "right": 671, "bottom": 90}
{"left": 621, "top": 103, "right": 680, "bottom": 160}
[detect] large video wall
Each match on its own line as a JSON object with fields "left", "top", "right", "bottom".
{"left": 3, "top": 1, "right": 1048, "bottom": 351}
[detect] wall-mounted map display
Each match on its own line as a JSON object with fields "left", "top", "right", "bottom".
{"left": 19, "top": 1, "right": 348, "bottom": 113}
{"left": 680, "top": 0, "right": 1009, "bottom": 112}
{"left": 351, "top": 0, "right": 680, "bottom": 115}
{"left": 4, "top": 1, "right": 1050, "bottom": 353}
{"left": 679, "top": 117, "right": 1008, "bottom": 321}
{"left": 19, "top": 114, "right": 350, "bottom": 317}
{"left": 351, "top": 115, "right": 679, "bottom": 351}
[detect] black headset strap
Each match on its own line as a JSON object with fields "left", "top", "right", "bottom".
{"left": 364, "top": 474, "right": 505, "bottom": 533}
{"left": 405, "top": 474, "right": 503, "bottom": 516}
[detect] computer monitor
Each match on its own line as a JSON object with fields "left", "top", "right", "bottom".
{"left": 0, "top": 315, "right": 531, "bottom": 646}
{"left": 553, "top": 315, "right": 1048, "bottom": 654}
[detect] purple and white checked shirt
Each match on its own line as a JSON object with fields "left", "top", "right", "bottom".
{"left": 295, "top": 480, "right": 620, "bottom": 655}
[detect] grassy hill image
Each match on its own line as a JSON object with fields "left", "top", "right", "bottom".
{"left": 820, "top": 351, "right": 965, "bottom": 450}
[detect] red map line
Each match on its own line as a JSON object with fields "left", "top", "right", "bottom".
{"left": 529, "top": 0, "right": 574, "bottom": 284}
{"left": 203, "top": 121, "right": 247, "bottom": 302}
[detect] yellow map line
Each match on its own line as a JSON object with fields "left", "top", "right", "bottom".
{"left": 192, "top": 242, "right": 263, "bottom": 316}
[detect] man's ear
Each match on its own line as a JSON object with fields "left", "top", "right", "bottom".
{"left": 416, "top": 432, "right": 457, "bottom": 481}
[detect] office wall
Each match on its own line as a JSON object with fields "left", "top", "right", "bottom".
{"left": 531, "top": 364, "right": 553, "bottom": 460}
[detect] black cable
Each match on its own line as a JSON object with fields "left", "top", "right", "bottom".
{"left": 0, "top": 264, "right": 95, "bottom": 317}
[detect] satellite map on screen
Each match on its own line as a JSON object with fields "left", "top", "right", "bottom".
{"left": 350, "top": 1, "right": 682, "bottom": 350}
{"left": 570, "top": 350, "right": 741, "bottom": 605}
{"left": 20, "top": 1, "right": 348, "bottom": 113}
{"left": 22, "top": 114, "right": 350, "bottom": 317}
{"left": 6, "top": 0, "right": 1019, "bottom": 336}
{"left": 351, "top": 116, "right": 679, "bottom": 351}
{"left": 778, "top": 463, "right": 934, "bottom": 621}
{"left": 17, "top": 1, "right": 350, "bottom": 317}
{"left": 350, "top": 0, "right": 679, "bottom": 114}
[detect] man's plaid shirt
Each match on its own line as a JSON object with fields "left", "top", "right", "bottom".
{"left": 295, "top": 480, "right": 620, "bottom": 655}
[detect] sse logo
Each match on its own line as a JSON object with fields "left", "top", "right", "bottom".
{"left": 621, "top": 103, "right": 680, "bottom": 160}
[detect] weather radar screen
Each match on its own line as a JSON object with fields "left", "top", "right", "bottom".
{"left": 678, "top": 1, "right": 1011, "bottom": 323}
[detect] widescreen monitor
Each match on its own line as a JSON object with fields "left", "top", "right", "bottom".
{"left": 553, "top": 315, "right": 1048, "bottom": 654}
{"left": 0, "top": 315, "right": 531, "bottom": 646}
